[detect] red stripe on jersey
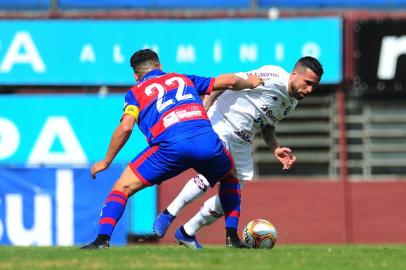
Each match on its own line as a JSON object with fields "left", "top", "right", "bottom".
{"left": 149, "top": 103, "right": 209, "bottom": 138}
{"left": 99, "top": 217, "right": 117, "bottom": 226}
{"left": 206, "top": 78, "right": 215, "bottom": 96}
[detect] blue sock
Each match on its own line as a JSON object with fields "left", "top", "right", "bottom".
{"left": 98, "top": 190, "right": 128, "bottom": 238}
{"left": 219, "top": 174, "right": 241, "bottom": 229}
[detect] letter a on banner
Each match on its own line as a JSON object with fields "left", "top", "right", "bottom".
{"left": 0, "top": 31, "right": 46, "bottom": 73}
{"left": 28, "top": 116, "right": 88, "bottom": 165}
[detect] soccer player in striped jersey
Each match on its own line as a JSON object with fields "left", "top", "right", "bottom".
{"left": 153, "top": 57, "right": 324, "bottom": 248}
{"left": 80, "top": 49, "right": 264, "bottom": 249}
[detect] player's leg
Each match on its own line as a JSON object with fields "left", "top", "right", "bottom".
{"left": 180, "top": 141, "right": 254, "bottom": 247}
{"left": 154, "top": 125, "right": 230, "bottom": 238}
{"left": 163, "top": 133, "right": 224, "bottom": 249}
{"left": 82, "top": 145, "right": 186, "bottom": 249}
{"left": 175, "top": 133, "right": 247, "bottom": 248}
{"left": 167, "top": 174, "right": 210, "bottom": 217}
{"left": 81, "top": 165, "right": 147, "bottom": 249}
{"left": 183, "top": 181, "right": 249, "bottom": 237}
{"left": 153, "top": 174, "right": 210, "bottom": 238}
{"left": 220, "top": 141, "right": 254, "bottom": 247}
{"left": 183, "top": 194, "right": 223, "bottom": 235}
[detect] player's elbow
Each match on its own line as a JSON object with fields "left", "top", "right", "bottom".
{"left": 228, "top": 76, "right": 240, "bottom": 89}
{"left": 119, "top": 123, "right": 133, "bottom": 134}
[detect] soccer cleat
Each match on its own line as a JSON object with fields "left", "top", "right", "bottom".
{"left": 174, "top": 227, "right": 203, "bottom": 249}
{"left": 80, "top": 240, "right": 110, "bottom": 249}
{"left": 226, "top": 236, "right": 250, "bottom": 249}
{"left": 153, "top": 211, "right": 176, "bottom": 238}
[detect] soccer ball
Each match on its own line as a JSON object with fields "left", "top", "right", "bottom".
{"left": 242, "top": 219, "right": 277, "bottom": 249}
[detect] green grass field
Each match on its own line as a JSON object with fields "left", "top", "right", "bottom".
{"left": 0, "top": 244, "right": 405, "bottom": 270}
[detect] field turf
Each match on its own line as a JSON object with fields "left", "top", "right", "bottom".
{"left": 0, "top": 244, "right": 405, "bottom": 270}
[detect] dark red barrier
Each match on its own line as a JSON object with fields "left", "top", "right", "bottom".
{"left": 158, "top": 170, "right": 406, "bottom": 244}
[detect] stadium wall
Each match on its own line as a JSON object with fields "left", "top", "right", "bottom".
{"left": 158, "top": 170, "right": 406, "bottom": 244}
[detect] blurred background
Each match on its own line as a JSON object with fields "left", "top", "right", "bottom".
{"left": 0, "top": 0, "right": 405, "bottom": 246}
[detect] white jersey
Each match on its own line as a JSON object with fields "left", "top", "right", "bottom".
{"left": 208, "top": 65, "right": 299, "bottom": 144}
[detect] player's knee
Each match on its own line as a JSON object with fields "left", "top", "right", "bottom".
{"left": 111, "top": 186, "right": 132, "bottom": 197}
{"left": 202, "top": 196, "right": 224, "bottom": 217}
{"left": 113, "top": 170, "right": 146, "bottom": 197}
{"left": 201, "top": 204, "right": 223, "bottom": 219}
{"left": 193, "top": 175, "right": 210, "bottom": 192}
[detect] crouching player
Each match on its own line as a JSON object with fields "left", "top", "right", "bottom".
{"left": 81, "top": 49, "right": 264, "bottom": 249}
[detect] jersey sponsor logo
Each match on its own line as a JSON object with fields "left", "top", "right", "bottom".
{"left": 247, "top": 71, "right": 279, "bottom": 78}
{"left": 234, "top": 126, "right": 253, "bottom": 143}
{"left": 150, "top": 103, "right": 208, "bottom": 138}
{"left": 162, "top": 106, "right": 203, "bottom": 128}
{"left": 260, "top": 105, "right": 280, "bottom": 123}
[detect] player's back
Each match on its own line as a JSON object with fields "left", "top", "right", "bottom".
{"left": 125, "top": 70, "right": 215, "bottom": 145}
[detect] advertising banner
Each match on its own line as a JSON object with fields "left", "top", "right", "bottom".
{"left": 0, "top": 166, "right": 126, "bottom": 246}
{"left": 0, "top": 94, "right": 147, "bottom": 165}
{"left": 355, "top": 20, "right": 406, "bottom": 92}
{"left": 0, "top": 166, "right": 157, "bottom": 246}
{"left": 0, "top": 18, "right": 342, "bottom": 85}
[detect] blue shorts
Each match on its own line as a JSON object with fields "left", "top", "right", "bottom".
{"left": 129, "top": 132, "right": 234, "bottom": 187}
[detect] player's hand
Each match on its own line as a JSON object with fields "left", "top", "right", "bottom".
{"left": 274, "top": 147, "right": 296, "bottom": 170}
{"left": 247, "top": 74, "right": 264, "bottom": 89}
{"left": 91, "top": 160, "right": 110, "bottom": 179}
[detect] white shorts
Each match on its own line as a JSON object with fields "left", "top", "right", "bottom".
{"left": 212, "top": 120, "right": 254, "bottom": 182}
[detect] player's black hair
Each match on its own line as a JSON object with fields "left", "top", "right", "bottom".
{"left": 295, "top": 56, "right": 324, "bottom": 77}
{"left": 130, "top": 49, "right": 160, "bottom": 72}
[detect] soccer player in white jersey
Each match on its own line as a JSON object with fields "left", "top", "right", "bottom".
{"left": 153, "top": 56, "right": 324, "bottom": 249}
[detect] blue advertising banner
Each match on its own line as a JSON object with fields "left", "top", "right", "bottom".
{"left": 0, "top": 18, "right": 342, "bottom": 85}
{"left": 0, "top": 166, "right": 157, "bottom": 245}
{"left": 0, "top": 94, "right": 147, "bottom": 165}
{"left": 0, "top": 166, "right": 128, "bottom": 246}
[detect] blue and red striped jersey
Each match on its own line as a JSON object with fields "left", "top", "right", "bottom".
{"left": 123, "top": 69, "right": 215, "bottom": 145}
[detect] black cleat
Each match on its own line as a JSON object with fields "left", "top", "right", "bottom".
{"left": 80, "top": 240, "right": 110, "bottom": 249}
{"left": 226, "top": 236, "right": 250, "bottom": 249}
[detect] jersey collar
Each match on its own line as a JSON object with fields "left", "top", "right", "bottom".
{"left": 140, "top": 69, "right": 166, "bottom": 82}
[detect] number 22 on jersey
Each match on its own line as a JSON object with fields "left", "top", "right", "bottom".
{"left": 145, "top": 76, "right": 194, "bottom": 112}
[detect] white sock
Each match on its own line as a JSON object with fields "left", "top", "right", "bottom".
{"left": 166, "top": 174, "right": 209, "bottom": 216}
{"left": 183, "top": 195, "right": 224, "bottom": 236}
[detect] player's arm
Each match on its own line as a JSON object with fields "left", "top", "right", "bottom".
{"left": 203, "top": 73, "right": 263, "bottom": 110}
{"left": 91, "top": 106, "right": 138, "bottom": 179}
{"left": 261, "top": 125, "right": 296, "bottom": 170}
{"left": 203, "top": 90, "right": 224, "bottom": 111}
{"left": 213, "top": 73, "right": 263, "bottom": 91}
